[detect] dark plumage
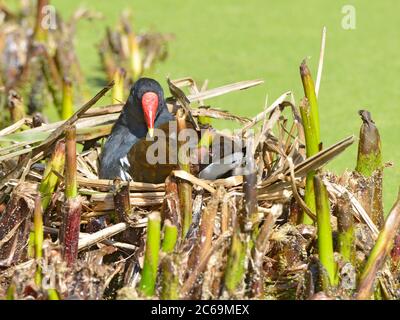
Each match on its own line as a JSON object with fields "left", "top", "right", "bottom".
{"left": 99, "top": 78, "right": 174, "bottom": 180}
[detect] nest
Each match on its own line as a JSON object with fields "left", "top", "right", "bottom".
{"left": 1, "top": 74, "right": 397, "bottom": 300}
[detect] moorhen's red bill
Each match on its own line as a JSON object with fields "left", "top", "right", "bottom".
{"left": 99, "top": 78, "right": 174, "bottom": 180}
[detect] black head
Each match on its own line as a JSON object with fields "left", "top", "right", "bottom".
{"left": 124, "top": 78, "right": 167, "bottom": 136}
{"left": 129, "top": 78, "right": 165, "bottom": 103}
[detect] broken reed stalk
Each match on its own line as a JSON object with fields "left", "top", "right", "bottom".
{"left": 300, "top": 60, "right": 322, "bottom": 225}
{"left": 112, "top": 68, "right": 125, "bottom": 104}
{"left": 139, "top": 211, "right": 161, "bottom": 297}
{"left": 180, "top": 233, "right": 231, "bottom": 298}
{"left": 356, "top": 110, "right": 382, "bottom": 177}
{"left": 177, "top": 109, "right": 192, "bottom": 238}
{"left": 250, "top": 211, "right": 275, "bottom": 297}
{"left": 314, "top": 175, "right": 337, "bottom": 287}
{"left": 224, "top": 226, "right": 246, "bottom": 295}
{"left": 113, "top": 178, "right": 131, "bottom": 223}
{"left": 160, "top": 220, "right": 179, "bottom": 300}
{"left": 161, "top": 219, "right": 178, "bottom": 253}
{"left": 61, "top": 77, "right": 74, "bottom": 120}
{"left": 336, "top": 194, "right": 355, "bottom": 264}
{"left": 356, "top": 192, "right": 400, "bottom": 300}
{"left": 355, "top": 110, "right": 384, "bottom": 229}
{"left": 59, "top": 126, "right": 82, "bottom": 266}
{"left": 163, "top": 176, "right": 181, "bottom": 235}
{"left": 39, "top": 140, "right": 66, "bottom": 211}
{"left": 198, "top": 187, "right": 223, "bottom": 260}
{"left": 243, "top": 153, "right": 258, "bottom": 231}
{"left": 184, "top": 188, "right": 222, "bottom": 298}
{"left": 33, "top": 196, "right": 43, "bottom": 286}
{"left": 160, "top": 255, "right": 179, "bottom": 300}
{"left": 299, "top": 97, "right": 320, "bottom": 224}
{"left": 243, "top": 150, "right": 263, "bottom": 296}
{"left": 33, "top": 0, "right": 48, "bottom": 42}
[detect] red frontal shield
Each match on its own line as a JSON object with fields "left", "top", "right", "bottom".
{"left": 141, "top": 92, "right": 159, "bottom": 137}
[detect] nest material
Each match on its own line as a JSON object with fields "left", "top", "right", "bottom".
{"left": 1, "top": 73, "right": 394, "bottom": 300}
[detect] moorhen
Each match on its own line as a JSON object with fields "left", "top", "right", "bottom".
{"left": 99, "top": 78, "right": 244, "bottom": 183}
{"left": 99, "top": 78, "right": 174, "bottom": 181}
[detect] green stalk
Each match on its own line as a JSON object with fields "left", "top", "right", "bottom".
{"left": 27, "top": 232, "right": 35, "bottom": 258}
{"left": 6, "top": 283, "right": 16, "bottom": 300}
{"left": 33, "top": 196, "right": 43, "bottom": 286}
{"left": 357, "top": 192, "right": 400, "bottom": 300}
{"left": 177, "top": 109, "right": 192, "bottom": 238}
{"left": 224, "top": 229, "right": 246, "bottom": 295}
{"left": 162, "top": 219, "right": 178, "bottom": 253}
{"left": 299, "top": 97, "right": 320, "bottom": 224}
{"left": 198, "top": 129, "right": 213, "bottom": 148}
{"left": 198, "top": 115, "right": 211, "bottom": 125}
{"left": 139, "top": 211, "right": 161, "bottom": 297}
{"left": 61, "top": 78, "right": 73, "bottom": 120}
{"left": 303, "top": 173, "right": 316, "bottom": 224}
{"left": 300, "top": 60, "right": 321, "bottom": 142}
{"left": 300, "top": 61, "right": 321, "bottom": 225}
{"left": 197, "top": 108, "right": 212, "bottom": 126}
{"left": 314, "top": 175, "right": 337, "bottom": 287}
{"left": 160, "top": 256, "right": 179, "bottom": 300}
{"left": 47, "top": 289, "right": 60, "bottom": 300}
{"left": 64, "top": 127, "right": 77, "bottom": 199}
{"left": 39, "top": 140, "right": 65, "bottom": 212}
